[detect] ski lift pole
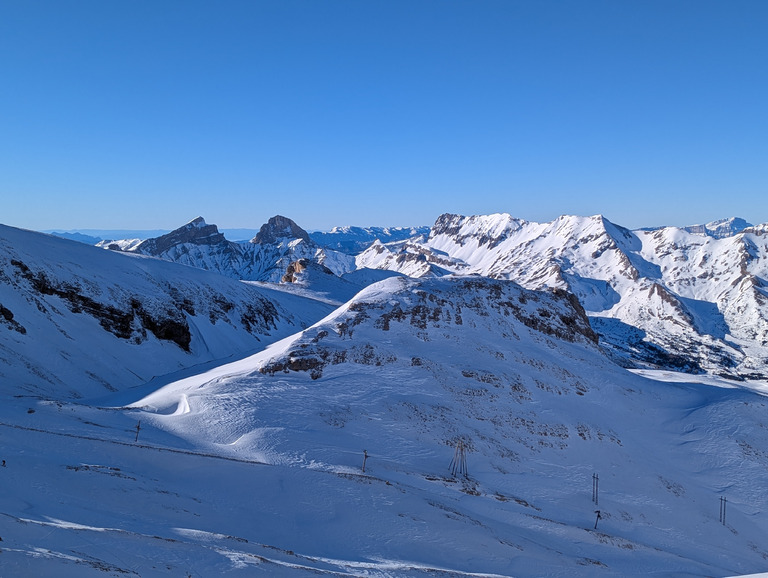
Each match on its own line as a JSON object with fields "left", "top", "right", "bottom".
{"left": 450, "top": 440, "right": 468, "bottom": 478}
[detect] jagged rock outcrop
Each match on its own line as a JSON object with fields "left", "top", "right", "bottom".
{"left": 135, "top": 216, "right": 227, "bottom": 255}
{"left": 259, "top": 276, "right": 599, "bottom": 381}
{"left": 251, "top": 215, "right": 311, "bottom": 245}
{"left": 282, "top": 259, "right": 335, "bottom": 283}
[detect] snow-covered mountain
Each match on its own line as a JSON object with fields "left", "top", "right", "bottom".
{"left": 6, "top": 218, "right": 768, "bottom": 576}
{"left": 5, "top": 275, "right": 768, "bottom": 575}
{"left": 101, "top": 215, "right": 357, "bottom": 283}
{"left": 0, "top": 224, "right": 334, "bottom": 399}
{"left": 310, "top": 225, "right": 431, "bottom": 255}
{"left": 357, "top": 213, "right": 768, "bottom": 379}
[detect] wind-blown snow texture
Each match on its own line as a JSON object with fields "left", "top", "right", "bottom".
{"left": 4, "top": 214, "right": 768, "bottom": 576}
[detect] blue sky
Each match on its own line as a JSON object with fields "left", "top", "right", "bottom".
{"left": 1, "top": 1, "right": 766, "bottom": 231}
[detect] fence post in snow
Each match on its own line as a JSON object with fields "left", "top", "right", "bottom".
{"left": 134, "top": 420, "right": 141, "bottom": 442}
{"left": 362, "top": 450, "right": 368, "bottom": 473}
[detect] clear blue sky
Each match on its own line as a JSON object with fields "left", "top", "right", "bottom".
{"left": 1, "top": 0, "right": 766, "bottom": 231}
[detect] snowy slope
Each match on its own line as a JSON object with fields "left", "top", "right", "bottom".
{"left": 4, "top": 276, "right": 768, "bottom": 575}
{"left": 121, "top": 276, "right": 768, "bottom": 576}
{"left": 103, "top": 216, "right": 356, "bottom": 283}
{"left": 0, "top": 224, "right": 334, "bottom": 400}
{"left": 356, "top": 213, "right": 768, "bottom": 379}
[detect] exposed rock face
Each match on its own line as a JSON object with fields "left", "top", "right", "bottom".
{"left": 5, "top": 256, "right": 284, "bottom": 355}
{"left": 0, "top": 303, "right": 25, "bottom": 334}
{"left": 281, "top": 259, "right": 336, "bottom": 283}
{"left": 282, "top": 259, "right": 307, "bottom": 283}
{"left": 430, "top": 213, "right": 523, "bottom": 249}
{"left": 10, "top": 258, "right": 194, "bottom": 350}
{"left": 259, "top": 276, "right": 599, "bottom": 381}
{"left": 251, "top": 215, "right": 311, "bottom": 245}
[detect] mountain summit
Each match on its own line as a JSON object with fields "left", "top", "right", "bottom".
{"left": 251, "top": 215, "right": 311, "bottom": 245}
{"left": 135, "top": 216, "right": 227, "bottom": 255}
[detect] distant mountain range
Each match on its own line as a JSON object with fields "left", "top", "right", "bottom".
{"left": 94, "top": 212, "right": 768, "bottom": 380}
{"left": 47, "top": 223, "right": 431, "bottom": 252}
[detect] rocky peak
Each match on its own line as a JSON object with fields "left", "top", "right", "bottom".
{"left": 429, "top": 213, "right": 523, "bottom": 249}
{"left": 281, "top": 259, "right": 335, "bottom": 283}
{"left": 136, "top": 217, "right": 227, "bottom": 255}
{"left": 251, "top": 215, "right": 311, "bottom": 245}
{"left": 430, "top": 213, "right": 466, "bottom": 238}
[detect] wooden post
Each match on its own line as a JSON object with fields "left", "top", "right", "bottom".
{"left": 135, "top": 420, "right": 141, "bottom": 442}
{"left": 362, "top": 450, "right": 369, "bottom": 473}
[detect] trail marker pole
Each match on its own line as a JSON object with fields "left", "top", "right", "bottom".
{"left": 362, "top": 450, "right": 368, "bottom": 473}
{"left": 592, "top": 473, "right": 599, "bottom": 505}
{"left": 594, "top": 510, "right": 602, "bottom": 529}
{"left": 719, "top": 496, "right": 727, "bottom": 525}
{"left": 134, "top": 421, "right": 141, "bottom": 443}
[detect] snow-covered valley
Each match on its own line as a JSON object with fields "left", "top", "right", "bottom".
{"left": 3, "top": 216, "right": 768, "bottom": 576}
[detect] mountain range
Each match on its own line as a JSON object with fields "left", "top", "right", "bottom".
{"left": 102, "top": 212, "right": 768, "bottom": 381}
{"left": 2, "top": 211, "right": 768, "bottom": 576}
{"left": 355, "top": 213, "right": 768, "bottom": 380}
